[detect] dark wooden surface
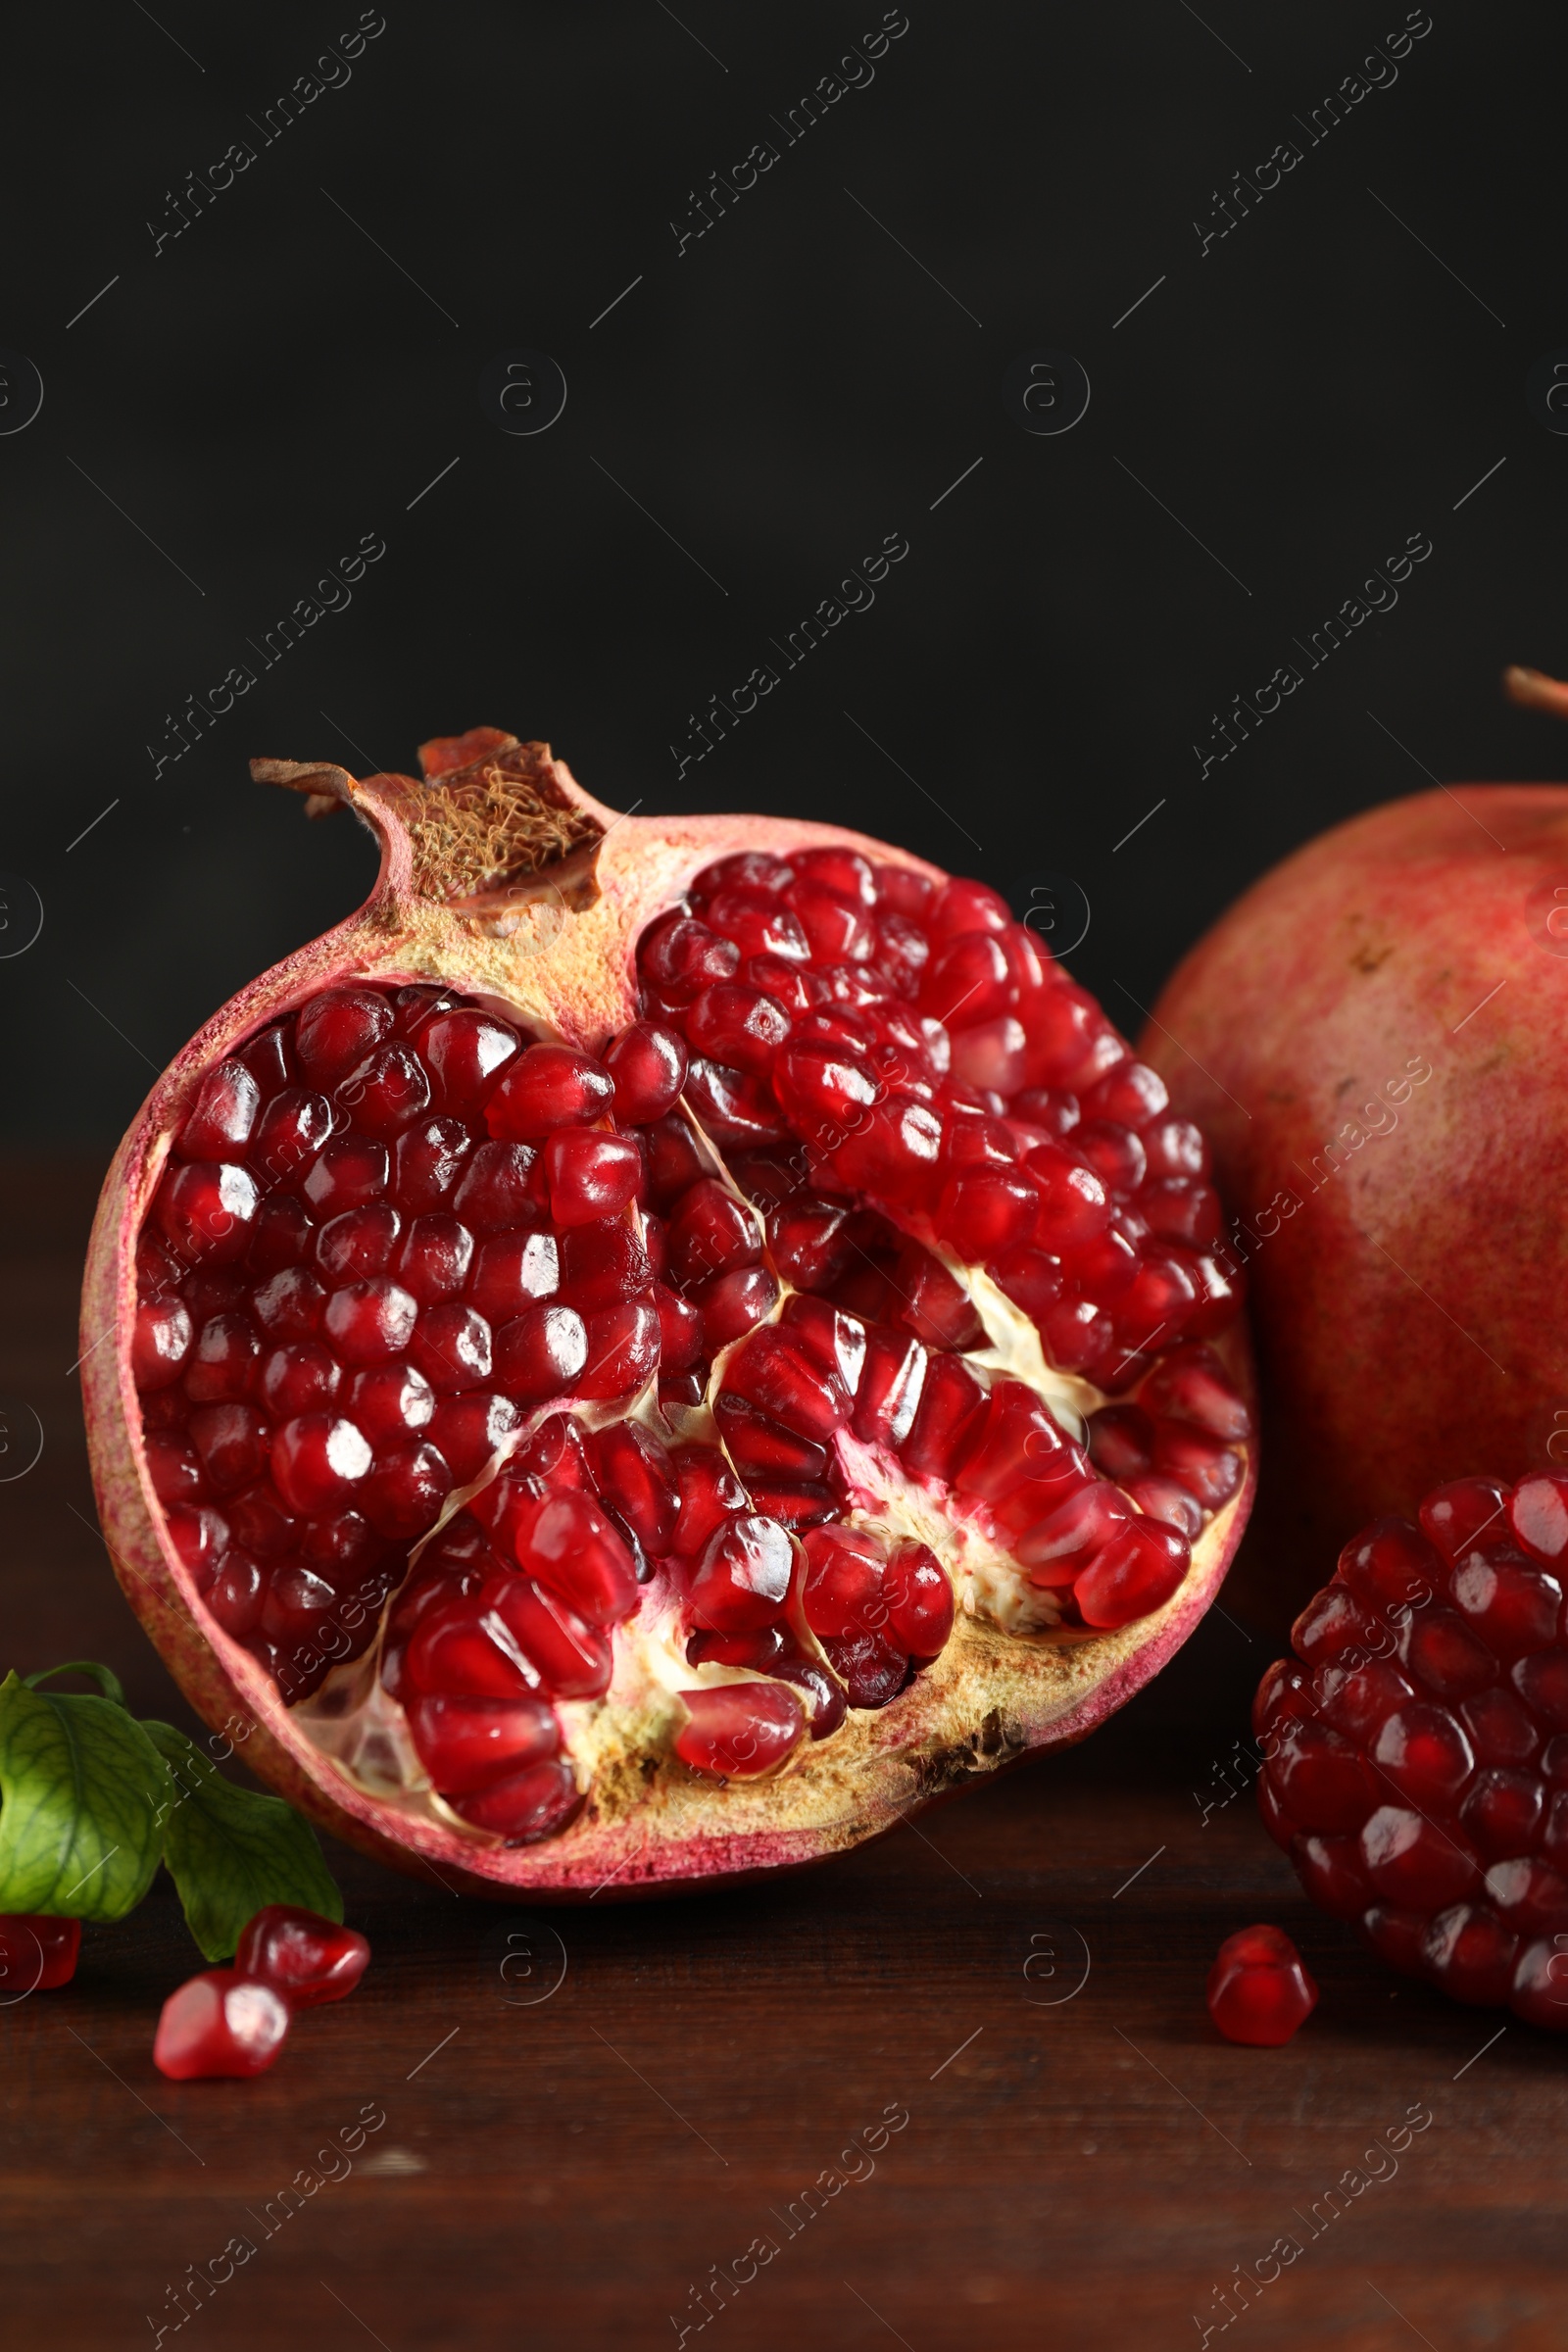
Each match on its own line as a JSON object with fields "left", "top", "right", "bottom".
{"left": 4, "top": 1157, "right": 1565, "bottom": 2352}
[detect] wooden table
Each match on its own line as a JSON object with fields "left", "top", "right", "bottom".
{"left": 3, "top": 1160, "right": 1562, "bottom": 2350}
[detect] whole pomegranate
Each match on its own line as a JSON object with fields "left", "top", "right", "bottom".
{"left": 1144, "top": 668, "right": 1568, "bottom": 1624}
{"left": 83, "top": 727, "right": 1254, "bottom": 1896}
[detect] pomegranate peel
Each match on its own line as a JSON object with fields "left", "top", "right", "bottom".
{"left": 83, "top": 729, "right": 1256, "bottom": 1898}
{"left": 1143, "top": 668, "right": 1568, "bottom": 1619}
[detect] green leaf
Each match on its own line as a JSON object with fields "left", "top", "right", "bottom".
{"left": 0, "top": 1670, "right": 169, "bottom": 1919}
{"left": 23, "top": 1660, "right": 127, "bottom": 1708}
{"left": 141, "top": 1721, "right": 342, "bottom": 1962}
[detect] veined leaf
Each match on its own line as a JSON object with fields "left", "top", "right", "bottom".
{"left": 0, "top": 1671, "right": 168, "bottom": 1919}
{"left": 142, "top": 1721, "right": 342, "bottom": 1962}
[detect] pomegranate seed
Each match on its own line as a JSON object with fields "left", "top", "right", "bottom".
{"left": 682, "top": 1057, "right": 787, "bottom": 1144}
{"left": 601, "top": 1019, "right": 687, "bottom": 1121}
{"left": 260, "top": 1340, "right": 340, "bottom": 1417}
{"left": 154, "top": 1970, "right": 292, "bottom": 2079}
{"left": 208, "top": 1551, "right": 265, "bottom": 1634}
{"left": 235, "top": 1905, "right": 369, "bottom": 2006}
{"left": 767, "top": 1194, "right": 855, "bottom": 1290}
{"left": 716, "top": 1395, "right": 828, "bottom": 1483}
{"left": 690, "top": 1512, "right": 794, "bottom": 1630}
{"left": 452, "top": 1141, "right": 545, "bottom": 1232}
{"left": 957, "top": 1381, "right": 1077, "bottom": 1503}
{"left": 562, "top": 1220, "right": 648, "bottom": 1310}
{"left": 409, "top": 1300, "right": 493, "bottom": 1393}
{"left": 487, "top": 1044, "right": 614, "bottom": 1140}
{"left": 177, "top": 1060, "right": 261, "bottom": 1159}
{"left": 543, "top": 1129, "right": 642, "bottom": 1227}
{"left": 270, "top": 1414, "right": 371, "bottom": 1514}
{"left": 1074, "top": 1518, "right": 1190, "bottom": 1629}
{"left": 1205, "top": 1925, "right": 1318, "bottom": 2046}
{"left": 666, "top": 1177, "right": 760, "bottom": 1288}
{"left": 1016, "top": 1483, "right": 1131, "bottom": 1581}
{"left": 453, "top": 1756, "right": 581, "bottom": 1839}
{"left": 154, "top": 1161, "right": 261, "bottom": 1263}
{"left": 489, "top": 1576, "right": 613, "bottom": 1697}
{"left": 336, "top": 1042, "right": 431, "bottom": 1137}
{"left": 696, "top": 1265, "right": 779, "bottom": 1350}
{"left": 239, "top": 1022, "right": 293, "bottom": 1091}
{"left": 1450, "top": 1547, "right": 1561, "bottom": 1658}
{"left": 507, "top": 1490, "right": 640, "bottom": 1624}
{"left": 492, "top": 1303, "right": 585, "bottom": 1402}
{"left": 822, "top": 1628, "right": 906, "bottom": 1707}
{"left": 363, "top": 1439, "right": 452, "bottom": 1538}
{"left": 674, "top": 1683, "right": 806, "bottom": 1777}
{"left": 902, "top": 1352, "right": 987, "bottom": 1482}
{"left": 395, "top": 1114, "right": 473, "bottom": 1210}
{"left": 419, "top": 1008, "right": 520, "bottom": 1107}
{"left": 468, "top": 1230, "right": 562, "bottom": 1319}
{"left": 397, "top": 1211, "right": 475, "bottom": 1301}
{"left": 166, "top": 1503, "right": 227, "bottom": 1577}
{"left": 590, "top": 1422, "right": 678, "bottom": 1554}
{"left": 577, "top": 1298, "right": 662, "bottom": 1397}
{"left": 670, "top": 1446, "right": 750, "bottom": 1556}
{"left": 132, "top": 1297, "right": 194, "bottom": 1390}
{"left": 314, "top": 1203, "right": 400, "bottom": 1284}
{"left": 883, "top": 1539, "right": 953, "bottom": 1654}
{"left": 642, "top": 913, "right": 744, "bottom": 994}
{"left": 0, "top": 1915, "right": 79, "bottom": 1990}
{"left": 427, "top": 1391, "right": 517, "bottom": 1482}
{"left": 406, "top": 1692, "right": 559, "bottom": 1795}
{"left": 323, "top": 1278, "right": 418, "bottom": 1363}
{"left": 801, "top": 1524, "right": 885, "bottom": 1638}
{"left": 723, "top": 1326, "right": 851, "bottom": 1443}
{"left": 301, "top": 1135, "right": 390, "bottom": 1219}
{"left": 655, "top": 1281, "right": 704, "bottom": 1370}
{"left": 252, "top": 1089, "right": 335, "bottom": 1186}
{"left": 189, "top": 1402, "right": 270, "bottom": 1493}
{"left": 853, "top": 1326, "right": 926, "bottom": 1448}
{"left": 408, "top": 1602, "right": 541, "bottom": 1699}
{"left": 295, "top": 987, "right": 393, "bottom": 1086}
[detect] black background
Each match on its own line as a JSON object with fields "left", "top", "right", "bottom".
{"left": 6, "top": 0, "right": 1566, "bottom": 1146}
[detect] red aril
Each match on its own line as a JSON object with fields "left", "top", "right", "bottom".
{"left": 1258, "top": 1474, "right": 1568, "bottom": 2027}
{"left": 84, "top": 725, "right": 1253, "bottom": 1896}
{"left": 234, "top": 1905, "right": 369, "bottom": 2007}
{"left": 153, "top": 1970, "right": 292, "bottom": 2079}
{"left": 1205, "top": 1925, "right": 1318, "bottom": 2046}
{"left": 0, "top": 1915, "right": 80, "bottom": 1991}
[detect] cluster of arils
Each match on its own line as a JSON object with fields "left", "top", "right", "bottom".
{"left": 126, "top": 843, "right": 1250, "bottom": 1843}
{"left": 1257, "top": 1474, "right": 1568, "bottom": 2029}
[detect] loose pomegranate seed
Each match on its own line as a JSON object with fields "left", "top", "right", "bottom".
{"left": 235, "top": 1905, "right": 369, "bottom": 2006}
{"left": 154, "top": 1970, "right": 292, "bottom": 2079}
{"left": 1205, "top": 1925, "right": 1318, "bottom": 2046}
{"left": 0, "top": 1914, "right": 80, "bottom": 1990}
{"left": 1259, "top": 1476, "right": 1568, "bottom": 2028}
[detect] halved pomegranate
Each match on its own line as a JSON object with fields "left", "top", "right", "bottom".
{"left": 83, "top": 728, "right": 1255, "bottom": 1895}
